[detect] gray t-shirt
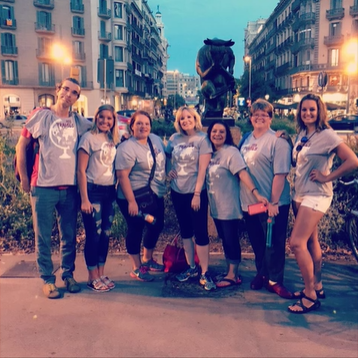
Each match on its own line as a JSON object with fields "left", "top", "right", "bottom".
{"left": 239, "top": 129, "right": 291, "bottom": 211}
{"left": 78, "top": 131, "right": 116, "bottom": 185}
{"left": 115, "top": 133, "right": 166, "bottom": 198}
{"left": 293, "top": 128, "right": 342, "bottom": 197}
{"left": 25, "top": 109, "right": 91, "bottom": 186}
{"left": 206, "top": 145, "right": 246, "bottom": 220}
{"left": 165, "top": 131, "right": 212, "bottom": 194}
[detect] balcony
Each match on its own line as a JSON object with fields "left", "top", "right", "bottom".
{"left": 292, "top": 13, "right": 316, "bottom": 31}
{"left": 265, "top": 41, "right": 276, "bottom": 54}
{"left": 264, "top": 59, "right": 276, "bottom": 70}
{"left": 1, "top": 45, "right": 18, "bottom": 56}
{"left": 266, "top": 25, "right": 277, "bottom": 39}
{"left": 1, "top": 0, "right": 15, "bottom": 2}
{"left": 324, "top": 34, "right": 344, "bottom": 46}
{"left": 35, "top": 22, "right": 55, "bottom": 34}
{"left": 71, "top": 27, "right": 85, "bottom": 37}
{"left": 72, "top": 52, "right": 86, "bottom": 61}
{"left": 0, "top": 18, "right": 17, "bottom": 29}
{"left": 326, "top": 8, "right": 345, "bottom": 21}
{"left": 36, "top": 48, "right": 51, "bottom": 59}
{"left": 39, "top": 79, "right": 55, "bottom": 87}
{"left": 98, "top": 31, "right": 111, "bottom": 42}
{"left": 292, "top": 0, "right": 300, "bottom": 12}
{"left": 291, "top": 38, "right": 315, "bottom": 54}
{"left": 350, "top": 5, "right": 358, "bottom": 17}
{"left": 275, "top": 62, "right": 291, "bottom": 75}
{"left": 33, "top": 0, "right": 54, "bottom": 9}
{"left": 70, "top": 1, "right": 84, "bottom": 13}
{"left": 97, "top": 7, "right": 111, "bottom": 19}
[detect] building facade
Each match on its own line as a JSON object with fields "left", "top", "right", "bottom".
{"left": 0, "top": 0, "right": 168, "bottom": 118}
{"left": 245, "top": 0, "right": 358, "bottom": 112}
{"left": 166, "top": 70, "right": 200, "bottom": 101}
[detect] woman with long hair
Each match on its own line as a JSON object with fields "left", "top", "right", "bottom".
{"left": 77, "top": 104, "right": 119, "bottom": 292}
{"left": 288, "top": 94, "right": 358, "bottom": 313}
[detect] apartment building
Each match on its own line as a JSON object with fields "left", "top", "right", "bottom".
{"left": 166, "top": 70, "right": 200, "bottom": 100}
{"left": 245, "top": 0, "right": 358, "bottom": 112}
{"left": 0, "top": 0, "right": 168, "bottom": 118}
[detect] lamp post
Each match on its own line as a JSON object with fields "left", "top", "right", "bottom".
{"left": 244, "top": 55, "right": 252, "bottom": 103}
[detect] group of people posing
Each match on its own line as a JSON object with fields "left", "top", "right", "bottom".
{"left": 16, "top": 78, "right": 358, "bottom": 315}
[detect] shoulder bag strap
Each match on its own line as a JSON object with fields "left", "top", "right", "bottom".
{"left": 147, "top": 136, "right": 156, "bottom": 185}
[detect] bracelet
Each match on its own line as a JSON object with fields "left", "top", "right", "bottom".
{"left": 271, "top": 202, "right": 278, "bottom": 206}
{"left": 251, "top": 188, "right": 258, "bottom": 194}
{"left": 194, "top": 193, "right": 200, "bottom": 196}
{"left": 194, "top": 191, "right": 201, "bottom": 195}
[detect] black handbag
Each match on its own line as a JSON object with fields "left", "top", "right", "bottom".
{"left": 132, "top": 137, "right": 157, "bottom": 214}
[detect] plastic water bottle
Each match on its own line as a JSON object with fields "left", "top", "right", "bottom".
{"left": 138, "top": 211, "right": 156, "bottom": 225}
{"left": 266, "top": 216, "right": 275, "bottom": 248}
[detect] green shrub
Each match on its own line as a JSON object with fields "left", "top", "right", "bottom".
{"left": 151, "top": 120, "right": 176, "bottom": 139}
{"left": 235, "top": 116, "right": 296, "bottom": 135}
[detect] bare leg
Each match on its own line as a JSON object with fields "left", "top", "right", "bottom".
{"left": 183, "top": 237, "right": 195, "bottom": 267}
{"left": 129, "top": 254, "right": 142, "bottom": 271}
{"left": 307, "top": 227, "right": 323, "bottom": 290}
{"left": 226, "top": 263, "right": 239, "bottom": 281}
{"left": 289, "top": 205, "right": 324, "bottom": 311}
{"left": 88, "top": 267, "right": 100, "bottom": 281}
{"left": 196, "top": 244, "right": 209, "bottom": 274}
{"left": 143, "top": 247, "right": 154, "bottom": 263}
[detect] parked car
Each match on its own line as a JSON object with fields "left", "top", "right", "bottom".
{"left": 0, "top": 114, "right": 27, "bottom": 129}
{"left": 329, "top": 114, "right": 358, "bottom": 134}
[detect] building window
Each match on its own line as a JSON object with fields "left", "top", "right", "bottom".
{"left": 330, "top": 22, "right": 341, "bottom": 36}
{"left": 114, "top": 46, "right": 123, "bottom": 62}
{"left": 1, "top": 59, "right": 18, "bottom": 84}
{"left": 115, "top": 69, "right": 124, "bottom": 87}
{"left": 329, "top": 48, "right": 339, "bottom": 66}
{"left": 1, "top": 32, "right": 16, "bottom": 48}
{"left": 73, "top": 65, "right": 86, "bottom": 86}
{"left": 73, "top": 15, "right": 84, "bottom": 30}
{"left": 99, "top": 44, "right": 108, "bottom": 59}
{"left": 114, "top": 2, "right": 122, "bottom": 18}
{"left": 38, "top": 94, "right": 54, "bottom": 107}
{"left": 38, "top": 63, "right": 54, "bottom": 85}
{"left": 36, "top": 11, "right": 52, "bottom": 30}
{"left": 38, "top": 37, "right": 52, "bottom": 56}
{"left": 114, "top": 24, "right": 123, "bottom": 40}
{"left": 330, "top": 0, "right": 342, "bottom": 9}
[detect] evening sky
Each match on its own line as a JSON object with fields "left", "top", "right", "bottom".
{"left": 147, "top": 0, "right": 280, "bottom": 77}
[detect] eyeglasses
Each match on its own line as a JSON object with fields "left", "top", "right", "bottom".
{"left": 60, "top": 86, "right": 79, "bottom": 97}
{"left": 292, "top": 136, "right": 310, "bottom": 168}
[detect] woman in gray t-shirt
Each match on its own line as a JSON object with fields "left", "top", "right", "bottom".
{"left": 165, "top": 106, "right": 215, "bottom": 291}
{"left": 288, "top": 94, "right": 358, "bottom": 314}
{"left": 116, "top": 110, "right": 166, "bottom": 282}
{"left": 206, "top": 120, "right": 267, "bottom": 288}
{"left": 77, "top": 104, "right": 119, "bottom": 292}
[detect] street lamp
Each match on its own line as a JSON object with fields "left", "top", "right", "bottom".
{"left": 343, "top": 38, "right": 358, "bottom": 114}
{"left": 52, "top": 43, "right": 72, "bottom": 80}
{"left": 244, "top": 55, "right": 252, "bottom": 103}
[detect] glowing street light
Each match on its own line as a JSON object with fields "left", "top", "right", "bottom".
{"left": 343, "top": 38, "right": 358, "bottom": 113}
{"left": 244, "top": 55, "right": 252, "bottom": 104}
{"left": 52, "top": 43, "right": 72, "bottom": 79}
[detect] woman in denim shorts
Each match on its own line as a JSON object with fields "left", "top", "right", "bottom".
{"left": 288, "top": 94, "right": 358, "bottom": 314}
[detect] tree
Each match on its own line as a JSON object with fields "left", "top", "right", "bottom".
{"left": 167, "top": 94, "right": 185, "bottom": 109}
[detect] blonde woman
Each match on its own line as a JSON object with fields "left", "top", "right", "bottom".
{"left": 165, "top": 106, "right": 215, "bottom": 291}
{"left": 77, "top": 104, "right": 119, "bottom": 292}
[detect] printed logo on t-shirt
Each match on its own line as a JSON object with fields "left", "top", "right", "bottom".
{"left": 207, "top": 158, "right": 221, "bottom": 194}
{"left": 101, "top": 141, "right": 116, "bottom": 176}
{"left": 173, "top": 143, "right": 195, "bottom": 176}
{"left": 50, "top": 119, "right": 77, "bottom": 159}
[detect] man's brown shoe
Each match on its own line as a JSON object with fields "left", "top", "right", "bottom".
{"left": 43, "top": 283, "right": 61, "bottom": 299}
{"left": 266, "top": 282, "right": 293, "bottom": 299}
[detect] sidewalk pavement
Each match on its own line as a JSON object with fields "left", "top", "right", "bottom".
{"left": 0, "top": 253, "right": 357, "bottom": 358}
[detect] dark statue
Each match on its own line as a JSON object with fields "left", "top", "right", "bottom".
{"left": 196, "top": 38, "right": 235, "bottom": 119}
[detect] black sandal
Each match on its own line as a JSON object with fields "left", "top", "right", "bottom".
{"left": 288, "top": 294, "right": 321, "bottom": 314}
{"left": 292, "top": 288, "right": 326, "bottom": 299}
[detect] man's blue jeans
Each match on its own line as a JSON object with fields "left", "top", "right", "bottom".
{"left": 30, "top": 186, "right": 78, "bottom": 284}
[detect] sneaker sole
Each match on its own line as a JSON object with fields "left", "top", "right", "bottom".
{"left": 129, "top": 272, "right": 154, "bottom": 282}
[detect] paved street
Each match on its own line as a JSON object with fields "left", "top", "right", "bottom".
{"left": 0, "top": 253, "right": 357, "bottom": 358}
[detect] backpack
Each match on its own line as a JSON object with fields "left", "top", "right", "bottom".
{"left": 13, "top": 107, "right": 48, "bottom": 182}
{"left": 14, "top": 139, "right": 39, "bottom": 182}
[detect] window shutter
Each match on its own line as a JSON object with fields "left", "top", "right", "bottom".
{"left": 1, "top": 60, "right": 5, "bottom": 82}
{"left": 14, "top": 60, "right": 18, "bottom": 84}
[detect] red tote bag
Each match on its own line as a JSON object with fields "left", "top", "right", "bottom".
{"left": 163, "top": 233, "right": 199, "bottom": 273}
